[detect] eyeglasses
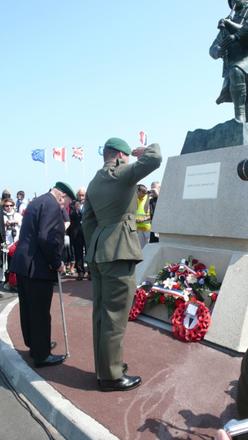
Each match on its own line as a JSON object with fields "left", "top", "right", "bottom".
{"left": 4, "top": 205, "right": 14, "bottom": 208}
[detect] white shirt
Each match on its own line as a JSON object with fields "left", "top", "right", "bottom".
{"left": 3, "top": 209, "right": 22, "bottom": 245}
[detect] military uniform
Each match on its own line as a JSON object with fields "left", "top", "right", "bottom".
{"left": 83, "top": 140, "right": 162, "bottom": 381}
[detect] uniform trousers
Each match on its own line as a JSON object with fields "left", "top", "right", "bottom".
{"left": 16, "top": 274, "right": 54, "bottom": 362}
{"left": 89, "top": 260, "right": 136, "bottom": 381}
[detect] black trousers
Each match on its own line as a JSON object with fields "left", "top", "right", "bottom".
{"left": 71, "top": 234, "right": 85, "bottom": 275}
{"left": 16, "top": 274, "right": 54, "bottom": 362}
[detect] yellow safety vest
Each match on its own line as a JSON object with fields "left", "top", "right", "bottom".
{"left": 136, "top": 195, "right": 151, "bottom": 232}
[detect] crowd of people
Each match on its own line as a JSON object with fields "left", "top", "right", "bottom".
{"left": 0, "top": 186, "right": 93, "bottom": 290}
{"left": 0, "top": 179, "right": 161, "bottom": 289}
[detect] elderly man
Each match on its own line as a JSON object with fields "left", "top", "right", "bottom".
{"left": 83, "top": 137, "right": 162, "bottom": 391}
{"left": 11, "top": 182, "right": 75, "bottom": 367}
{"left": 210, "top": 0, "right": 248, "bottom": 122}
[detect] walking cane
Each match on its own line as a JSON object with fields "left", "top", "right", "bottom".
{"left": 57, "top": 272, "right": 70, "bottom": 358}
{"left": 1, "top": 243, "right": 8, "bottom": 283}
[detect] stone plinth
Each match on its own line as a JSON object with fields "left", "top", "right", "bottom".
{"left": 136, "top": 144, "right": 248, "bottom": 353}
{"left": 181, "top": 119, "right": 248, "bottom": 154}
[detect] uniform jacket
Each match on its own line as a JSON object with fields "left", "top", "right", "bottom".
{"left": 83, "top": 143, "right": 162, "bottom": 263}
{"left": 10, "top": 192, "right": 65, "bottom": 280}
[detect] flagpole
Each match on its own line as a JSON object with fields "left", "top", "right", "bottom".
{"left": 64, "top": 147, "right": 68, "bottom": 179}
{"left": 44, "top": 149, "right": 49, "bottom": 190}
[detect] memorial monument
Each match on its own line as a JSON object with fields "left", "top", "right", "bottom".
{"left": 136, "top": 0, "right": 248, "bottom": 353}
{"left": 182, "top": 0, "right": 248, "bottom": 155}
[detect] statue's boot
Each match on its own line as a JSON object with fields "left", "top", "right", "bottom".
{"left": 230, "top": 82, "right": 247, "bottom": 123}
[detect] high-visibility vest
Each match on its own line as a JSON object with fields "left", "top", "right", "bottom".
{"left": 136, "top": 195, "right": 151, "bottom": 232}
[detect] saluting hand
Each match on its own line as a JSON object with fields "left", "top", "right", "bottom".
{"left": 132, "top": 147, "right": 146, "bottom": 159}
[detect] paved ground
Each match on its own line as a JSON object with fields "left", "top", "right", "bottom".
{"left": 0, "top": 290, "right": 65, "bottom": 440}
{"left": 0, "top": 277, "right": 243, "bottom": 440}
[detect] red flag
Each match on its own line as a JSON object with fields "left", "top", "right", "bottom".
{"left": 53, "top": 147, "right": 66, "bottom": 162}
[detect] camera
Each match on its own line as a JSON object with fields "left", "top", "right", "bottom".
{"left": 224, "top": 418, "right": 248, "bottom": 438}
{"left": 11, "top": 226, "right": 17, "bottom": 239}
{"left": 237, "top": 159, "right": 248, "bottom": 180}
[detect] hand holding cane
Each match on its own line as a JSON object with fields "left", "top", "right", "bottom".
{"left": 58, "top": 271, "right": 70, "bottom": 358}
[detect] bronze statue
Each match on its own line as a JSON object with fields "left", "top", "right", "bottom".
{"left": 210, "top": 0, "right": 248, "bottom": 122}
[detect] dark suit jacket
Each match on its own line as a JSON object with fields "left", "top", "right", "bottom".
{"left": 11, "top": 192, "right": 65, "bottom": 281}
{"left": 68, "top": 206, "right": 85, "bottom": 243}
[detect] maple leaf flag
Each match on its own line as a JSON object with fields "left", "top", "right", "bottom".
{"left": 72, "top": 147, "right": 84, "bottom": 161}
{"left": 53, "top": 147, "right": 66, "bottom": 162}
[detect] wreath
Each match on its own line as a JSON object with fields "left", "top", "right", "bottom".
{"left": 128, "top": 256, "right": 221, "bottom": 342}
{"left": 171, "top": 299, "right": 211, "bottom": 342}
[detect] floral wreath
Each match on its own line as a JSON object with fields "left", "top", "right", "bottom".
{"left": 129, "top": 256, "right": 220, "bottom": 342}
{"left": 171, "top": 299, "right": 211, "bottom": 342}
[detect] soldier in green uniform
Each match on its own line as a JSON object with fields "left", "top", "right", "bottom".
{"left": 83, "top": 137, "right": 162, "bottom": 391}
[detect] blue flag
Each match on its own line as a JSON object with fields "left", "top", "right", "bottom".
{"left": 31, "top": 149, "right": 45, "bottom": 163}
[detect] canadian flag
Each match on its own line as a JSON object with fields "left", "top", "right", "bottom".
{"left": 53, "top": 147, "right": 66, "bottom": 162}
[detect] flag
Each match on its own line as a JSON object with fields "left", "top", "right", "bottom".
{"left": 139, "top": 130, "right": 148, "bottom": 146}
{"left": 98, "top": 146, "right": 104, "bottom": 156}
{"left": 72, "top": 147, "right": 84, "bottom": 161}
{"left": 53, "top": 147, "right": 66, "bottom": 162}
{"left": 31, "top": 149, "right": 46, "bottom": 163}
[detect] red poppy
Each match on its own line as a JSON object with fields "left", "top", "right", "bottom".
{"left": 175, "top": 298, "right": 184, "bottom": 308}
{"left": 169, "top": 264, "right": 180, "bottom": 272}
{"left": 194, "top": 263, "right": 206, "bottom": 271}
{"left": 211, "top": 292, "right": 218, "bottom": 302}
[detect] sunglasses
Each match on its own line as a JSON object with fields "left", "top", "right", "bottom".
{"left": 4, "top": 204, "right": 14, "bottom": 208}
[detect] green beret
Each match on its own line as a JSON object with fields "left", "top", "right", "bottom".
{"left": 104, "top": 137, "right": 132, "bottom": 156}
{"left": 54, "top": 181, "right": 76, "bottom": 201}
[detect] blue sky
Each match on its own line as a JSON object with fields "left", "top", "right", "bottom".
{"left": 0, "top": 1, "right": 234, "bottom": 200}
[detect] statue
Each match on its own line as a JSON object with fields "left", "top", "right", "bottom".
{"left": 210, "top": 0, "right": 248, "bottom": 122}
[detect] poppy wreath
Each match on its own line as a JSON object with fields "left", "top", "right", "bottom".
{"left": 171, "top": 299, "right": 211, "bottom": 342}
{"left": 129, "top": 288, "right": 148, "bottom": 321}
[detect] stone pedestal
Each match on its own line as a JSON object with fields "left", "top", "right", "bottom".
{"left": 136, "top": 144, "right": 248, "bottom": 353}
{"left": 181, "top": 119, "right": 248, "bottom": 154}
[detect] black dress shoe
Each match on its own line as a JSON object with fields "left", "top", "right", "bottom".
{"left": 97, "top": 363, "right": 128, "bottom": 385}
{"left": 34, "top": 354, "right": 66, "bottom": 368}
{"left": 99, "top": 374, "right": 141, "bottom": 392}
